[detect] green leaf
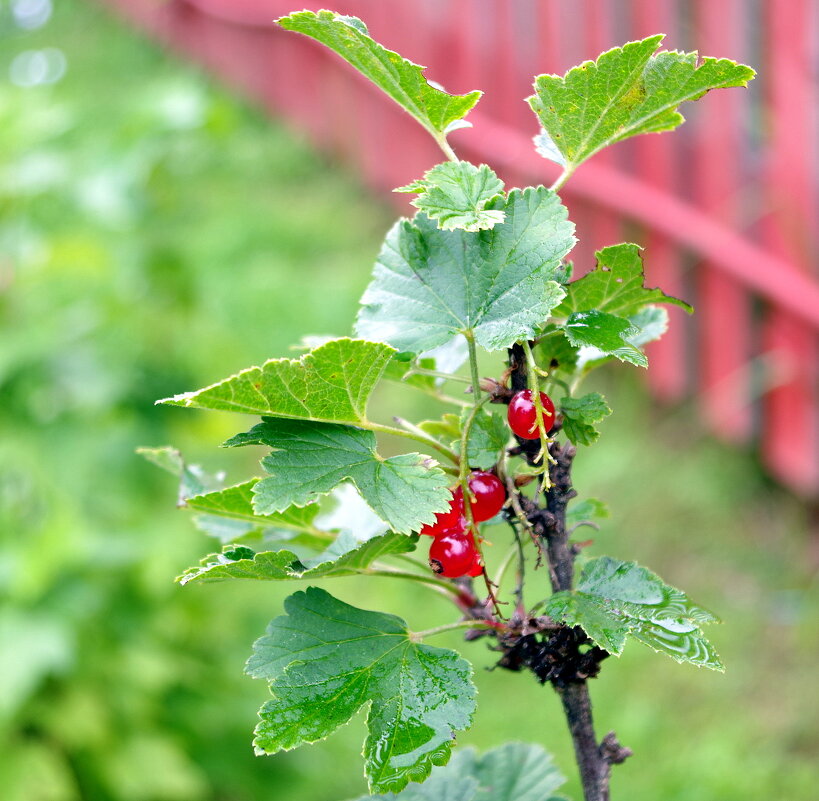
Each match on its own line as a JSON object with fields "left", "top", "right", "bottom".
{"left": 247, "top": 587, "right": 476, "bottom": 794}
{"left": 529, "top": 35, "right": 755, "bottom": 170}
{"left": 420, "top": 410, "right": 508, "bottom": 470}
{"left": 565, "top": 498, "right": 609, "bottom": 528}
{"left": 396, "top": 162, "right": 506, "bottom": 232}
{"left": 225, "top": 418, "right": 451, "bottom": 535}
{"left": 418, "top": 413, "right": 462, "bottom": 443}
{"left": 556, "top": 244, "right": 691, "bottom": 319}
{"left": 537, "top": 329, "right": 580, "bottom": 375}
{"left": 278, "top": 11, "right": 481, "bottom": 139}
{"left": 136, "top": 446, "right": 223, "bottom": 504}
{"left": 461, "top": 408, "right": 509, "bottom": 470}
{"left": 382, "top": 353, "right": 437, "bottom": 392}
{"left": 178, "top": 530, "right": 415, "bottom": 585}
{"left": 627, "top": 305, "right": 669, "bottom": 347}
{"left": 563, "top": 310, "right": 646, "bottom": 367}
{"left": 356, "top": 187, "right": 575, "bottom": 354}
{"left": 546, "top": 556, "right": 724, "bottom": 670}
{"left": 158, "top": 338, "right": 395, "bottom": 425}
{"left": 559, "top": 393, "right": 612, "bottom": 446}
{"left": 353, "top": 743, "right": 568, "bottom": 801}
{"left": 185, "top": 480, "right": 330, "bottom": 549}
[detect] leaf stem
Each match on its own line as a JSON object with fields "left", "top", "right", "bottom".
{"left": 434, "top": 133, "right": 460, "bottom": 163}
{"left": 362, "top": 420, "right": 459, "bottom": 464}
{"left": 521, "top": 340, "right": 556, "bottom": 481}
{"left": 461, "top": 331, "right": 504, "bottom": 619}
{"left": 404, "top": 367, "right": 471, "bottom": 384}
{"left": 364, "top": 567, "right": 462, "bottom": 597}
{"left": 549, "top": 166, "right": 574, "bottom": 193}
{"left": 410, "top": 619, "right": 499, "bottom": 641}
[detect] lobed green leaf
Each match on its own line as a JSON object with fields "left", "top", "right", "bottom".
{"left": 556, "top": 244, "right": 691, "bottom": 319}
{"left": 178, "top": 530, "right": 415, "bottom": 585}
{"left": 278, "top": 10, "right": 481, "bottom": 138}
{"left": 353, "top": 742, "right": 568, "bottom": 801}
{"left": 559, "top": 392, "right": 612, "bottom": 446}
{"left": 396, "top": 162, "right": 506, "bottom": 232}
{"left": 247, "top": 587, "right": 476, "bottom": 794}
{"left": 529, "top": 35, "right": 755, "bottom": 170}
{"left": 157, "top": 338, "right": 395, "bottom": 425}
{"left": 225, "top": 418, "right": 451, "bottom": 535}
{"left": 546, "top": 556, "right": 723, "bottom": 670}
{"left": 356, "top": 187, "right": 575, "bottom": 355}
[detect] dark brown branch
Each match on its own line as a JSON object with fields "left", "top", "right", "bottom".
{"left": 495, "top": 345, "right": 631, "bottom": 800}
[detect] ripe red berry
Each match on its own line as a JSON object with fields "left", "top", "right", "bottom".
{"left": 467, "top": 552, "right": 483, "bottom": 577}
{"left": 507, "top": 389, "right": 555, "bottom": 439}
{"left": 419, "top": 490, "right": 465, "bottom": 537}
{"left": 458, "top": 471, "right": 506, "bottom": 522}
{"left": 429, "top": 531, "right": 479, "bottom": 578}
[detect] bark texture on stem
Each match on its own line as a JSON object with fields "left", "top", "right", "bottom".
{"left": 501, "top": 343, "right": 632, "bottom": 801}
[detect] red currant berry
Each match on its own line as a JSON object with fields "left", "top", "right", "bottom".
{"left": 467, "top": 552, "right": 483, "bottom": 577}
{"left": 507, "top": 389, "right": 555, "bottom": 439}
{"left": 429, "top": 531, "right": 478, "bottom": 578}
{"left": 463, "top": 471, "right": 506, "bottom": 522}
{"left": 419, "top": 490, "right": 465, "bottom": 537}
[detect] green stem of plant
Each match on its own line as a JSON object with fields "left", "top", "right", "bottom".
{"left": 410, "top": 619, "right": 499, "bottom": 642}
{"left": 363, "top": 420, "right": 459, "bottom": 465}
{"left": 460, "top": 332, "right": 504, "bottom": 618}
{"left": 549, "top": 165, "right": 574, "bottom": 193}
{"left": 521, "top": 339, "right": 556, "bottom": 480}
{"left": 405, "top": 367, "right": 471, "bottom": 384}
{"left": 434, "top": 133, "right": 460, "bottom": 163}
{"left": 365, "top": 567, "right": 462, "bottom": 597}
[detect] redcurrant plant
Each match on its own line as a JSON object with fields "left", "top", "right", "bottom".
{"left": 142, "top": 12, "right": 754, "bottom": 801}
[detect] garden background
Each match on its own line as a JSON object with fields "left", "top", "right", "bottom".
{"left": 2, "top": 2, "right": 817, "bottom": 800}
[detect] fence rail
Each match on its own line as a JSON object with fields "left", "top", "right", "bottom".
{"left": 98, "top": 0, "right": 819, "bottom": 497}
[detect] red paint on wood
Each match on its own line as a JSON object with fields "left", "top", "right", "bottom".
{"left": 693, "top": 0, "right": 753, "bottom": 440}
{"left": 631, "top": 0, "right": 688, "bottom": 401}
{"left": 761, "top": 0, "right": 819, "bottom": 494}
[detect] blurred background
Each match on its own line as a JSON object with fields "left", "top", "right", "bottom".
{"left": 1, "top": 1, "right": 817, "bottom": 800}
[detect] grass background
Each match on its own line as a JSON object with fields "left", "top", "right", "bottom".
{"left": 1, "top": 1, "right": 817, "bottom": 799}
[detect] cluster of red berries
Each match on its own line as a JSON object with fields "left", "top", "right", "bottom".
{"left": 423, "top": 471, "right": 506, "bottom": 578}
{"left": 423, "top": 389, "right": 555, "bottom": 579}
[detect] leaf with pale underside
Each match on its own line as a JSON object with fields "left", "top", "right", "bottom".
{"left": 559, "top": 393, "right": 612, "bottom": 446}
{"left": 137, "top": 446, "right": 224, "bottom": 505}
{"left": 178, "top": 530, "right": 415, "bottom": 585}
{"left": 353, "top": 742, "right": 568, "bottom": 801}
{"left": 185, "top": 479, "right": 331, "bottom": 549}
{"left": 356, "top": 187, "right": 575, "bottom": 354}
{"left": 224, "top": 418, "right": 450, "bottom": 535}
{"left": 247, "top": 587, "right": 476, "bottom": 794}
{"left": 546, "top": 556, "right": 723, "bottom": 670}
{"left": 278, "top": 11, "right": 481, "bottom": 139}
{"left": 529, "top": 35, "right": 754, "bottom": 170}
{"left": 157, "top": 338, "right": 395, "bottom": 426}
{"left": 396, "top": 162, "right": 506, "bottom": 232}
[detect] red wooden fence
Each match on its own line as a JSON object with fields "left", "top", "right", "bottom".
{"left": 97, "top": 0, "right": 819, "bottom": 498}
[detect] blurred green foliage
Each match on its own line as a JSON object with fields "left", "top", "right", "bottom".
{"left": 1, "top": 2, "right": 817, "bottom": 800}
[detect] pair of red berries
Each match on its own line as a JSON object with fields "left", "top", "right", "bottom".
{"left": 422, "top": 471, "right": 506, "bottom": 578}
{"left": 507, "top": 389, "right": 555, "bottom": 439}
